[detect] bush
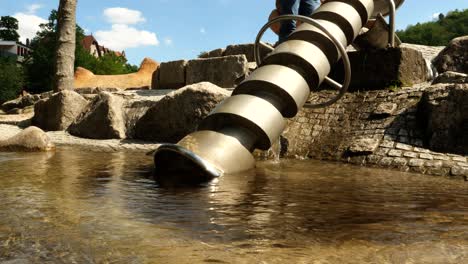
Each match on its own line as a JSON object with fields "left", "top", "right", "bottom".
{"left": 0, "top": 57, "right": 24, "bottom": 103}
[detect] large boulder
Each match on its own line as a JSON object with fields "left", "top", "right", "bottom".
{"left": 433, "top": 36, "right": 468, "bottom": 74}
{"left": 33, "top": 90, "right": 89, "bottom": 131}
{"left": 0, "top": 126, "right": 55, "bottom": 151}
{"left": 68, "top": 92, "right": 126, "bottom": 139}
{"left": 134, "top": 82, "right": 230, "bottom": 142}
{"left": 419, "top": 83, "right": 468, "bottom": 155}
{"left": 186, "top": 55, "right": 249, "bottom": 88}
{"left": 152, "top": 60, "right": 188, "bottom": 90}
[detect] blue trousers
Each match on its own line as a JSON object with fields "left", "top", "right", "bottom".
{"left": 279, "top": 0, "right": 320, "bottom": 43}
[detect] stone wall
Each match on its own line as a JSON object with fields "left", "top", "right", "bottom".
{"left": 282, "top": 84, "right": 468, "bottom": 179}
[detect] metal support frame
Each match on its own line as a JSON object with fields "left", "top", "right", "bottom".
{"left": 386, "top": 0, "right": 396, "bottom": 47}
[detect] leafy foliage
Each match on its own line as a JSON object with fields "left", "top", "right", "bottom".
{"left": 0, "top": 57, "right": 24, "bottom": 103}
{"left": 0, "top": 16, "right": 20, "bottom": 41}
{"left": 397, "top": 9, "right": 468, "bottom": 46}
{"left": 25, "top": 10, "right": 138, "bottom": 93}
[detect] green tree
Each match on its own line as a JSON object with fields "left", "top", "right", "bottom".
{"left": 397, "top": 9, "right": 468, "bottom": 46}
{"left": 55, "top": 0, "right": 76, "bottom": 92}
{"left": 25, "top": 9, "right": 138, "bottom": 93}
{"left": 0, "top": 57, "right": 24, "bottom": 103}
{"left": 0, "top": 16, "right": 20, "bottom": 42}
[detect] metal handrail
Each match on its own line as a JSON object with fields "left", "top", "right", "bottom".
{"left": 387, "top": 0, "right": 396, "bottom": 47}
{"left": 254, "top": 14, "right": 352, "bottom": 109}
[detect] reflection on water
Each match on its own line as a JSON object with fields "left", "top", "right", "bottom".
{"left": 0, "top": 148, "right": 467, "bottom": 263}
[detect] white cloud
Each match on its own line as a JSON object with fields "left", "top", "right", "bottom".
{"left": 26, "top": 4, "right": 42, "bottom": 14}
{"left": 200, "top": 27, "right": 206, "bottom": 34}
{"left": 163, "top": 37, "right": 173, "bottom": 46}
{"left": 13, "top": 12, "right": 47, "bottom": 43}
{"left": 103, "top": 7, "right": 146, "bottom": 25}
{"left": 95, "top": 24, "right": 159, "bottom": 51}
{"left": 432, "top": 12, "right": 442, "bottom": 20}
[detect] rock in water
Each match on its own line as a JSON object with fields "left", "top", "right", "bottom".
{"left": 0, "top": 126, "right": 55, "bottom": 151}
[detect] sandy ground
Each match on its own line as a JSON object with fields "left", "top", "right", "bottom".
{"left": 0, "top": 123, "right": 160, "bottom": 152}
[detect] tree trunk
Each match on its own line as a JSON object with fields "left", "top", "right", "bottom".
{"left": 54, "top": 0, "right": 76, "bottom": 92}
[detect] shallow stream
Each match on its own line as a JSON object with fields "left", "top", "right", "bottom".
{"left": 0, "top": 148, "right": 466, "bottom": 263}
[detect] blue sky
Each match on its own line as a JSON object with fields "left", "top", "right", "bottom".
{"left": 1, "top": 0, "right": 467, "bottom": 66}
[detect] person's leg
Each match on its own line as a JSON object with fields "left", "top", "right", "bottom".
{"left": 298, "top": 0, "right": 320, "bottom": 16}
{"left": 278, "top": 0, "right": 300, "bottom": 43}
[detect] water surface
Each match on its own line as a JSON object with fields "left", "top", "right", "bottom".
{"left": 0, "top": 148, "right": 467, "bottom": 263}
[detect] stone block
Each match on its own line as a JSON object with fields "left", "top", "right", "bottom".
{"left": 379, "top": 157, "right": 393, "bottom": 166}
{"left": 392, "top": 157, "right": 408, "bottom": 167}
{"left": 395, "top": 143, "right": 413, "bottom": 151}
{"left": 388, "top": 149, "right": 402, "bottom": 157}
{"left": 409, "top": 158, "right": 424, "bottom": 167}
{"left": 327, "top": 47, "right": 428, "bottom": 91}
{"left": 223, "top": 43, "right": 273, "bottom": 62}
{"left": 403, "top": 152, "right": 418, "bottom": 158}
{"left": 420, "top": 153, "right": 434, "bottom": 160}
{"left": 186, "top": 55, "right": 249, "bottom": 88}
{"left": 153, "top": 60, "right": 187, "bottom": 90}
{"left": 198, "top": 48, "right": 225, "bottom": 58}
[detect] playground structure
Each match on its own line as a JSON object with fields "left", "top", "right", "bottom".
{"left": 153, "top": 0, "right": 405, "bottom": 180}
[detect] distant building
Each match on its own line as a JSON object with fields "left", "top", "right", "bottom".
{"left": 81, "top": 35, "right": 125, "bottom": 58}
{"left": 0, "top": 40, "right": 32, "bottom": 63}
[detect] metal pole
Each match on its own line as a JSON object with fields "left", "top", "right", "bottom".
{"left": 387, "top": 0, "right": 396, "bottom": 47}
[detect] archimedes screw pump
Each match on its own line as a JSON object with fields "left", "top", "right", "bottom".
{"left": 153, "top": 0, "right": 405, "bottom": 182}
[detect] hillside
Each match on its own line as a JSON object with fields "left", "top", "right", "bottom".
{"left": 397, "top": 9, "right": 468, "bottom": 46}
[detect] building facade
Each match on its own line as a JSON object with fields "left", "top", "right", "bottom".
{"left": 0, "top": 41, "right": 31, "bottom": 63}
{"left": 81, "top": 35, "right": 125, "bottom": 58}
